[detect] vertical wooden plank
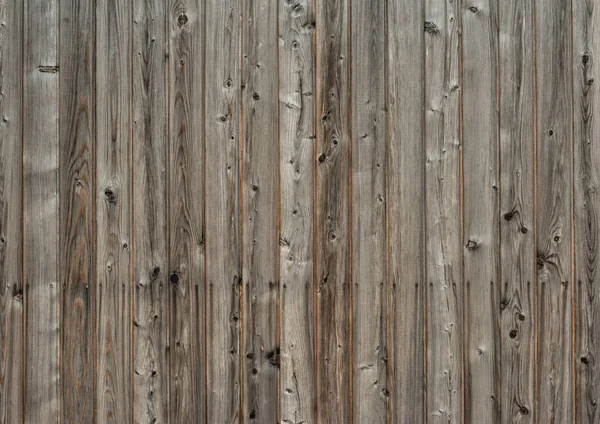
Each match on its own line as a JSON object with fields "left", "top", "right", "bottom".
{"left": 59, "top": 0, "right": 96, "bottom": 420}
{"left": 535, "top": 0, "right": 573, "bottom": 422}
{"left": 461, "top": 1, "right": 500, "bottom": 422}
{"left": 574, "top": 0, "right": 600, "bottom": 422}
{"left": 0, "top": 0, "right": 22, "bottom": 420}
{"left": 315, "top": 0, "right": 352, "bottom": 421}
{"left": 351, "top": 0, "right": 387, "bottom": 421}
{"left": 387, "top": 0, "right": 425, "bottom": 421}
{"left": 23, "top": 0, "right": 59, "bottom": 421}
{"left": 167, "top": 1, "right": 205, "bottom": 422}
{"left": 424, "top": 0, "right": 463, "bottom": 421}
{"left": 132, "top": 0, "right": 169, "bottom": 421}
{"left": 96, "top": 0, "right": 132, "bottom": 421}
{"left": 498, "top": 0, "right": 536, "bottom": 421}
{"left": 241, "top": 0, "right": 279, "bottom": 421}
{"left": 205, "top": 0, "right": 241, "bottom": 420}
{"left": 279, "top": 0, "right": 316, "bottom": 422}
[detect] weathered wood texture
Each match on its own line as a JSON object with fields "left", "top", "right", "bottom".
{"left": 387, "top": 0, "right": 425, "bottom": 421}
{"left": 23, "top": 0, "right": 60, "bottom": 421}
{"left": 95, "top": 0, "right": 132, "bottom": 421}
{"left": 205, "top": 0, "right": 241, "bottom": 422}
{"left": 536, "top": 0, "right": 574, "bottom": 422}
{"left": 167, "top": 1, "right": 206, "bottom": 422}
{"left": 241, "top": 0, "right": 279, "bottom": 422}
{"left": 575, "top": 1, "right": 600, "bottom": 423}
{"left": 7, "top": 0, "right": 598, "bottom": 421}
{"left": 424, "top": 0, "right": 463, "bottom": 422}
{"left": 0, "top": 0, "right": 22, "bottom": 421}
{"left": 499, "top": 0, "right": 536, "bottom": 421}
{"left": 462, "top": 1, "right": 500, "bottom": 422}
{"left": 279, "top": 0, "right": 316, "bottom": 423}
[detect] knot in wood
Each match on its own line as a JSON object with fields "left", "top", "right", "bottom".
{"left": 177, "top": 13, "right": 188, "bottom": 26}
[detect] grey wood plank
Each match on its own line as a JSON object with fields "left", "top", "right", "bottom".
{"left": 132, "top": 0, "right": 169, "bottom": 421}
{"left": 23, "top": 0, "right": 59, "bottom": 421}
{"left": 461, "top": 1, "right": 500, "bottom": 422}
{"left": 387, "top": 0, "right": 425, "bottom": 421}
{"left": 315, "top": 0, "right": 352, "bottom": 421}
{"left": 574, "top": 0, "right": 599, "bottom": 422}
{"left": 351, "top": 0, "right": 387, "bottom": 421}
{"left": 535, "top": 0, "right": 573, "bottom": 422}
{"left": 167, "top": 1, "right": 205, "bottom": 422}
{"left": 59, "top": 0, "right": 96, "bottom": 420}
{"left": 241, "top": 0, "right": 279, "bottom": 421}
{"left": 95, "top": 0, "right": 132, "bottom": 421}
{"left": 279, "top": 0, "right": 316, "bottom": 423}
{"left": 0, "top": 0, "right": 23, "bottom": 420}
{"left": 498, "top": 0, "right": 536, "bottom": 421}
{"left": 424, "top": 0, "right": 463, "bottom": 421}
{"left": 204, "top": 0, "right": 241, "bottom": 421}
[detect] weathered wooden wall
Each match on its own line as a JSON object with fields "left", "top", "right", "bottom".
{"left": 0, "top": 0, "right": 596, "bottom": 422}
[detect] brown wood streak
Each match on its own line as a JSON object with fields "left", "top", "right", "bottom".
{"left": 0, "top": 0, "right": 22, "bottom": 420}
{"left": 241, "top": 0, "right": 279, "bottom": 422}
{"left": 167, "top": 1, "right": 205, "bottom": 422}
{"left": 204, "top": 0, "right": 241, "bottom": 421}
{"left": 351, "top": 0, "right": 387, "bottom": 420}
{"left": 462, "top": 0, "right": 500, "bottom": 422}
{"left": 95, "top": 0, "right": 132, "bottom": 421}
{"left": 279, "top": 0, "right": 316, "bottom": 423}
{"left": 535, "top": 0, "right": 573, "bottom": 421}
{"left": 132, "top": 0, "right": 169, "bottom": 421}
{"left": 574, "top": 0, "right": 600, "bottom": 422}
{"left": 498, "top": 0, "right": 536, "bottom": 421}
{"left": 424, "top": 0, "right": 463, "bottom": 421}
{"left": 387, "top": 0, "right": 425, "bottom": 421}
{"left": 59, "top": 0, "right": 95, "bottom": 420}
{"left": 315, "top": 0, "right": 352, "bottom": 422}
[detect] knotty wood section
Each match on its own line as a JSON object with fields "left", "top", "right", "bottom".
{"left": 0, "top": 0, "right": 22, "bottom": 421}
{"left": 536, "top": 0, "right": 574, "bottom": 422}
{"left": 167, "top": 1, "right": 206, "bottom": 422}
{"left": 23, "top": 0, "right": 59, "bottom": 421}
{"left": 205, "top": 0, "right": 242, "bottom": 421}
{"left": 351, "top": 0, "right": 387, "bottom": 420}
{"left": 241, "top": 0, "right": 279, "bottom": 421}
{"left": 59, "top": 0, "right": 96, "bottom": 420}
{"left": 498, "top": 0, "right": 536, "bottom": 421}
{"left": 387, "top": 0, "right": 425, "bottom": 421}
{"left": 462, "top": 1, "right": 500, "bottom": 422}
{"left": 574, "top": 0, "right": 599, "bottom": 422}
{"left": 95, "top": 0, "right": 132, "bottom": 421}
{"left": 132, "top": 0, "right": 169, "bottom": 421}
{"left": 279, "top": 0, "right": 316, "bottom": 423}
{"left": 424, "top": 0, "right": 463, "bottom": 421}
{"left": 315, "top": 0, "right": 352, "bottom": 422}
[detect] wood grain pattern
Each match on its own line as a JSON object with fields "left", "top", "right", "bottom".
{"left": 205, "top": 0, "right": 241, "bottom": 421}
{"left": 535, "top": 0, "right": 574, "bottom": 422}
{"left": 0, "top": 0, "right": 22, "bottom": 420}
{"left": 424, "top": 0, "right": 463, "bottom": 421}
{"left": 279, "top": 0, "right": 316, "bottom": 423}
{"left": 95, "top": 0, "right": 132, "bottom": 421}
{"left": 59, "top": 0, "right": 96, "bottom": 420}
{"left": 387, "top": 0, "right": 425, "bottom": 421}
{"left": 241, "top": 0, "right": 279, "bottom": 421}
{"left": 351, "top": 0, "right": 387, "bottom": 421}
{"left": 132, "top": 0, "right": 169, "bottom": 421}
{"left": 315, "top": 0, "right": 352, "bottom": 422}
{"left": 461, "top": 1, "right": 500, "bottom": 422}
{"left": 23, "top": 0, "right": 60, "bottom": 421}
{"left": 574, "top": 0, "right": 599, "bottom": 422}
{"left": 167, "top": 1, "right": 205, "bottom": 422}
{"left": 498, "top": 0, "right": 536, "bottom": 421}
